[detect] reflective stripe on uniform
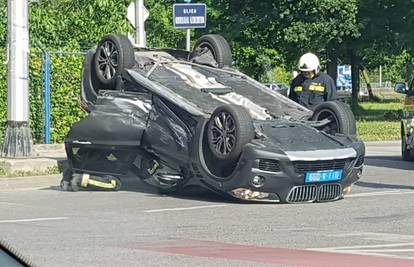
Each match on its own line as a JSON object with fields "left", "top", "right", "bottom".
{"left": 294, "top": 86, "right": 303, "bottom": 92}
{"left": 309, "top": 84, "right": 325, "bottom": 92}
{"left": 88, "top": 179, "right": 117, "bottom": 189}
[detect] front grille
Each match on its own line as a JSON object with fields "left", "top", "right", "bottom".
{"left": 287, "top": 185, "right": 317, "bottom": 203}
{"left": 317, "top": 184, "right": 342, "bottom": 201}
{"left": 354, "top": 155, "right": 364, "bottom": 167}
{"left": 294, "top": 159, "right": 347, "bottom": 173}
{"left": 258, "top": 159, "right": 281, "bottom": 172}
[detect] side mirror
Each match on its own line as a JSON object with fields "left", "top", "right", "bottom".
{"left": 394, "top": 83, "right": 407, "bottom": 94}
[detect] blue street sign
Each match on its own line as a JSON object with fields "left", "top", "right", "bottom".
{"left": 173, "top": 3, "right": 206, "bottom": 29}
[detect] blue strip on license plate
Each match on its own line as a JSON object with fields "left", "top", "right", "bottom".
{"left": 305, "top": 170, "right": 343, "bottom": 183}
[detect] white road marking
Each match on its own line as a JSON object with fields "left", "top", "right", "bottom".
{"left": 309, "top": 248, "right": 414, "bottom": 260}
{"left": 309, "top": 242, "right": 414, "bottom": 260}
{"left": 0, "top": 201, "right": 19, "bottom": 205}
{"left": 144, "top": 204, "right": 228, "bottom": 213}
{"left": 311, "top": 242, "right": 414, "bottom": 250}
{"left": 0, "top": 217, "right": 68, "bottom": 223}
{"left": 355, "top": 249, "right": 414, "bottom": 252}
{"left": 327, "top": 232, "right": 414, "bottom": 242}
{"left": 348, "top": 190, "right": 414, "bottom": 198}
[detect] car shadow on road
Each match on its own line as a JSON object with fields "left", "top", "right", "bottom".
{"left": 121, "top": 178, "right": 236, "bottom": 204}
{"left": 355, "top": 181, "right": 414, "bottom": 190}
{"left": 45, "top": 176, "right": 240, "bottom": 204}
{"left": 365, "top": 155, "right": 414, "bottom": 171}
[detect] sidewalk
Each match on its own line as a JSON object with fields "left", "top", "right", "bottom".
{"left": 0, "top": 174, "right": 61, "bottom": 190}
{"left": 0, "top": 144, "right": 65, "bottom": 190}
{"left": 0, "top": 144, "right": 66, "bottom": 173}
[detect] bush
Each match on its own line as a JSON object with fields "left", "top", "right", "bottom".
{"left": 49, "top": 54, "right": 85, "bottom": 143}
{"left": 0, "top": 50, "right": 85, "bottom": 144}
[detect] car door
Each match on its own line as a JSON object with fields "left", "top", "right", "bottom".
{"left": 142, "top": 95, "right": 194, "bottom": 166}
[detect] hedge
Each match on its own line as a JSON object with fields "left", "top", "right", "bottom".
{"left": 0, "top": 49, "right": 86, "bottom": 144}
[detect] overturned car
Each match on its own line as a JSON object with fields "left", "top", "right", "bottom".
{"left": 63, "top": 34, "right": 365, "bottom": 203}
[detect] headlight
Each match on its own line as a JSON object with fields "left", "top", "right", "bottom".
{"left": 230, "top": 188, "right": 279, "bottom": 202}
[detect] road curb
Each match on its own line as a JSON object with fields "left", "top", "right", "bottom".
{"left": 0, "top": 174, "right": 61, "bottom": 191}
{"left": 0, "top": 144, "right": 67, "bottom": 173}
{"left": 364, "top": 140, "right": 400, "bottom": 146}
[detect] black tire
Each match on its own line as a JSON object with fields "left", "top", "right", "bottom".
{"left": 312, "top": 101, "right": 357, "bottom": 136}
{"left": 333, "top": 101, "right": 357, "bottom": 135}
{"left": 191, "top": 34, "right": 232, "bottom": 68}
{"left": 207, "top": 105, "right": 254, "bottom": 162}
{"left": 80, "top": 48, "right": 101, "bottom": 109}
{"left": 401, "top": 126, "right": 414, "bottom": 161}
{"left": 94, "top": 34, "right": 135, "bottom": 88}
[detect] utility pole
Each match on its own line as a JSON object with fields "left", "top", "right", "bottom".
{"left": 2, "top": 0, "right": 32, "bottom": 157}
{"left": 135, "top": 0, "right": 146, "bottom": 47}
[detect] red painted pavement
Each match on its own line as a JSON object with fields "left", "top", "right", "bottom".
{"left": 127, "top": 239, "right": 414, "bottom": 267}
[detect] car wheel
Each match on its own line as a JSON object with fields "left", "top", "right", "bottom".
{"left": 207, "top": 105, "right": 254, "bottom": 163}
{"left": 190, "top": 34, "right": 232, "bottom": 68}
{"left": 94, "top": 34, "right": 135, "bottom": 88}
{"left": 401, "top": 127, "right": 414, "bottom": 161}
{"left": 80, "top": 48, "right": 101, "bottom": 110}
{"left": 312, "top": 101, "right": 357, "bottom": 136}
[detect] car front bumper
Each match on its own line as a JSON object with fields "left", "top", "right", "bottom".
{"left": 208, "top": 143, "right": 364, "bottom": 203}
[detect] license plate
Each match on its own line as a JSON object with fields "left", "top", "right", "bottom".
{"left": 305, "top": 170, "right": 343, "bottom": 183}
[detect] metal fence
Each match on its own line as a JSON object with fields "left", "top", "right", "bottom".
{"left": 41, "top": 51, "right": 86, "bottom": 144}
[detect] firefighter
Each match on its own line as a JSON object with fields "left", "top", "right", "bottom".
{"left": 289, "top": 53, "right": 337, "bottom": 110}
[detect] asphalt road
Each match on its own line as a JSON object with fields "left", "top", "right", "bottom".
{"left": 1, "top": 141, "right": 414, "bottom": 267}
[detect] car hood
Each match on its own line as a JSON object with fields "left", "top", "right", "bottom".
{"left": 254, "top": 120, "right": 361, "bottom": 158}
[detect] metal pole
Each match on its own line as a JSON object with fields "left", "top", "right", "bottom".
{"left": 2, "top": 0, "right": 32, "bottom": 157}
{"left": 380, "top": 65, "right": 383, "bottom": 87}
{"left": 44, "top": 52, "right": 51, "bottom": 144}
{"left": 186, "top": 29, "right": 191, "bottom": 51}
{"left": 135, "top": 0, "right": 145, "bottom": 47}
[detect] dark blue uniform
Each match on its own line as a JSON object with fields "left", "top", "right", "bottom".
{"left": 289, "top": 72, "right": 337, "bottom": 110}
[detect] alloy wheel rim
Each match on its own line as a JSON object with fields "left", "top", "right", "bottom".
{"left": 97, "top": 40, "right": 119, "bottom": 80}
{"left": 210, "top": 111, "right": 236, "bottom": 156}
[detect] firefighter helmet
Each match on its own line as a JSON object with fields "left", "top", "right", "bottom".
{"left": 298, "top": 53, "right": 320, "bottom": 73}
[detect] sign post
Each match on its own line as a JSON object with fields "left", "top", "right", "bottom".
{"left": 128, "top": 1, "right": 149, "bottom": 47}
{"left": 135, "top": 0, "right": 145, "bottom": 47}
{"left": 173, "top": 3, "right": 206, "bottom": 51}
{"left": 186, "top": 29, "right": 191, "bottom": 51}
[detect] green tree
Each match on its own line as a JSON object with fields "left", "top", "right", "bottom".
{"left": 201, "top": 0, "right": 359, "bottom": 79}
{"left": 29, "top": 0, "right": 131, "bottom": 50}
{"left": 340, "top": 0, "right": 414, "bottom": 102}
